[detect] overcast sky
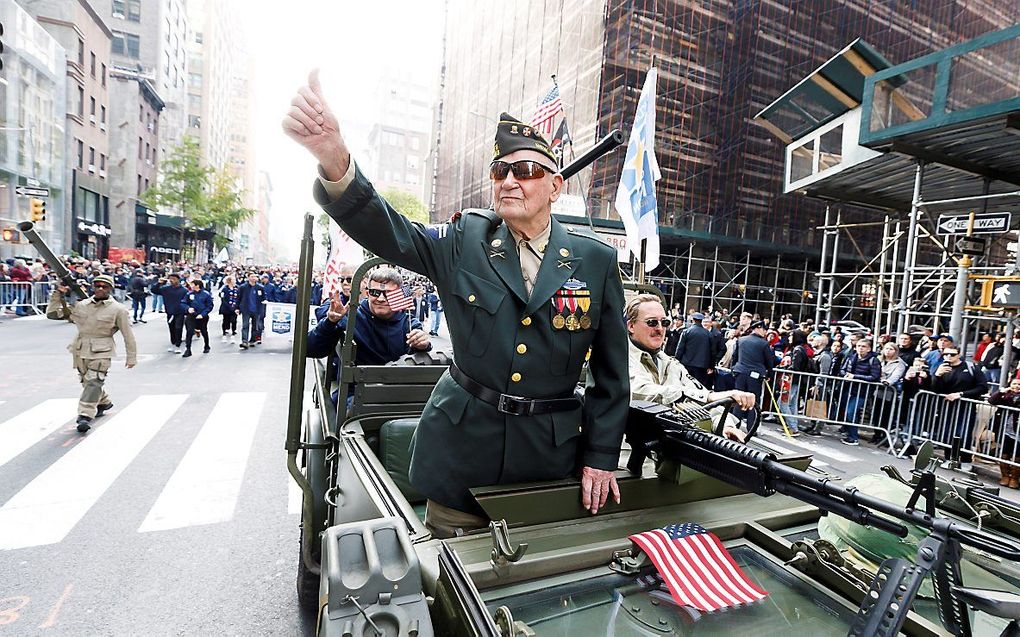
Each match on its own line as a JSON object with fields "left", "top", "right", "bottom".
{"left": 247, "top": 0, "right": 445, "bottom": 260}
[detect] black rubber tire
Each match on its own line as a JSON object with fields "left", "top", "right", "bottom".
{"left": 296, "top": 525, "right": 320, "bottom": 613}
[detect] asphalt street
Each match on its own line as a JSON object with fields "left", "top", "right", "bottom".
{"left": 0, "top": 307, "right": 319, "bottom": 636}
{"left": 1, "top": 304, "right": 1017, "bottom": 636}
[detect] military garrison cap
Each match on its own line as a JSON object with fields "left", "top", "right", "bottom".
{"left": 493, "top": 112, "right": 558, "bottom": 166}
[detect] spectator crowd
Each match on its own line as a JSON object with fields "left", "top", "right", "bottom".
{"left": 660, "top": 304, "right": 1020, "bottom": 487}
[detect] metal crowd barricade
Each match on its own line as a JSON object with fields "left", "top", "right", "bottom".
{"left": 898, "top": 390, "right": 1013, "bottom": 467}
{"left": 0, "top": 281, "right": 39, "bottom": 315}
{"left": 759, "top": 368, "right": 902, "bottom": 449}
{"left": 32, "top": 280, "right": 55, "bottom": 310}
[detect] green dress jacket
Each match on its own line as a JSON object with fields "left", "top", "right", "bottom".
{"left": 314, "top": 167, "right": 630, "bottom": 515}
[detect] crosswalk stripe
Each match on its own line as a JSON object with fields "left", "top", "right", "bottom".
{"left": 138, "top": 392, "right": 265, "bottom": 533}
{"left": 0, "top": 399, "right": 78, "bottom": 469}
{"left": 760, "top": 429, "right": 855, "bottom": 463}
{"left": 0, "top": 394, "right": 188, "bottom": 550}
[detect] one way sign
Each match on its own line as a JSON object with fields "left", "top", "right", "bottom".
{"left": 937, "top": 212, "right": 1011, "bottom": 235}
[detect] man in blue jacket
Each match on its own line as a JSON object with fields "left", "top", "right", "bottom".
{"left": 156, "top": 273, "right": 188, "bottom": 354}
{"left": 181, "top": 279, "right": 214, "bottom": 357}
{"left": 307, "top": 267, "right": 431, "bottom": 406}
{"left": 237, "top": 272, "right": 266, "bottom": 349}
{"left": 674, "top": 311, "right": 718, "bottom": 389}
{"left": 732, "top": 320, "right": 775, "bottom": 434}
{"left": 838, "top": 338, "right": 882, "bottom": 445}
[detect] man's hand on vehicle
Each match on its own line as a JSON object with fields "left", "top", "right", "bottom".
{"left": 707, "top": 389, "right": 755, "bottom": 411}
{"left": 281, "top": 69, "right": 350, "bottom": 181}
{"left": 580, "top": 466, "right": 620, "bottom": 515}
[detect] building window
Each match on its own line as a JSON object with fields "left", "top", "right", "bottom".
{"left": 101, "top": 64, "right": 107, "bottom": 87}
{"left": 77, "top": 88, "right": 85, "bottom": 117}
{"left": 101, "top": 105, "right": 107, "bottom": 125}
{"left": 137, "top": 174, "right": 142, "bottom": 195}
{"left": 77, "top": 39, "right": 84, "bottom": 66}
{"left": 89, "top": 147, "right": 95, "bottom": 167}
{"left": 139, "top": 104, "right": 144, "bottom": 122}
{"left": 138, "top": 137, "right": 143, "bottom": 160}
{"left": 127, "top": 0, "right": 141, "bottom": 21}
{"left": 112, "top": 31, "right": 140, "bottom": 59}
{"left": 100, "top": 154, "right": 106, "bottom": 171}
{"left": 112, "top": 0, "right": 125, "bottom": 17}
{"left": 90, "top": 52, "right": 96, "bottom": 77}
{"left": 77, "top": 140, "right": 84, "bottom": 169}
{"left": 90, "top": 97, "right": 96, "bottom": 117}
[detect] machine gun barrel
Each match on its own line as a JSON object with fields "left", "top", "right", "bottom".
{"left": 16, "top": 221, "right": 88, "bottom": 300}
{"left": 560, "top": 129, "right": 624, "bottom": 181}
{"left": 639, "top": 405, "right": 1020, "bottom": 562}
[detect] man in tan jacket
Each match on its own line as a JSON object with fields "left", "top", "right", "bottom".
{"left": 47, "top": 274, "right": 137, "bottom": 433}
{"left": 627, "top": 294, "right": 754, "bottom": 440}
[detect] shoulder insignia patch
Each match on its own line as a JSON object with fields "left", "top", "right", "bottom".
{"left": 425, "top": 224, "right": 450, "bottom": 240}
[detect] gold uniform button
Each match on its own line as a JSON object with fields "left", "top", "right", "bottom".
{"left": 511, "top": 372, "right": 522, "bottom": 383}
{"left": 521, "top": 316, "right": 532, "bottom": 326}
{"left": 516, "top": 344, "right": 527, "bottom": 354}
{"left": 468, "top": 294, "right": 476, "bottom": 302}
{"left": 559, "top": 248, "right": 569, "bottom": 257}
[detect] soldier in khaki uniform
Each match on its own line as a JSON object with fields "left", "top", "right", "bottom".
{"left": 46, "top": 274, "right": 137, "bottom": 433}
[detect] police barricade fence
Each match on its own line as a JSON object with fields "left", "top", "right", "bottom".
{"left": 898, "top": 389, "right": 1018, "bottom": 468}
{"left": 757, "top": 367, "right": 902, "bottom": 448}
{"left": 0, "top": 281, "right": 39, "bottom": 315}
{"left": 33, "top": 281, "right": 57, "bottom": 308}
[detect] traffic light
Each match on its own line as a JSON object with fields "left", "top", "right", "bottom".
{"left": 30, "top": 197, "right": 46, "bottom": 222}
{"left": 2, "top": 227, "right": 20, "bottom": 242}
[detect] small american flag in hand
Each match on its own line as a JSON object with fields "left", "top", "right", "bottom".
{"left": 385, "top": 286, "right": 415, "bottom": 312}
{"left": 629, "top": 522, "right": 768, "bottom": 612}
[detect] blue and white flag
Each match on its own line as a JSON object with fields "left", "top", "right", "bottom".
{"left": 614, "top": 67, "right": 661, "bottom": 271}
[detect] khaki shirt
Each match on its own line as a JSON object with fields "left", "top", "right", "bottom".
{"left": 629, "top": 340, "right": 741, "bottom": 428}
{"left": 629, "top": 340, "right": 711, "bottom": 405}
{"left": 47, "top": 291, "right": 138, "bottom": 364}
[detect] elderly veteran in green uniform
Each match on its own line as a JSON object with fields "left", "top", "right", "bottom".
{"left": 626, "top": 294, "right": 754, "bottom": 440}
{"left": 283, "top": 70, "right": 630, "bottom": 537}
{"left": 46, "top": 274, "right": 137, "bottom": 433}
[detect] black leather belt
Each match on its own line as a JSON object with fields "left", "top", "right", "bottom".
{"left": 449, "top": 363, "right": 581, "bottom": 416}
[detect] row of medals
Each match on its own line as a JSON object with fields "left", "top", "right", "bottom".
{"left": 552, "top": 312, "right": 592, "bottom": 331}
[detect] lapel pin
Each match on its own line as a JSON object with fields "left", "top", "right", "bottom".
{"left": 490, "top": 249, "right": 506, "bottom": 259}
{"left": 559, "top": 248, "right": 569, "bottom": 257}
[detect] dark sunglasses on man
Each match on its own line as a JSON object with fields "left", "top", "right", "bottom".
{"left": 943, "top": 351, "right": 960, "bottom": 357}
{"left": 366, "top": 288, "right": 389, "bottom": 298}
{"left": 489, "top": 160, "right": 557, "bottom": 182}
{"left": 643, "top": 318, "right": 671, "bottom": 328}
{"left": 339, "top": 276, "right": 353, "bottom": 283}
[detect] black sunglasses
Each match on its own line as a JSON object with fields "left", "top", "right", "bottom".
{"left": 643, "top": 319, "right": 671, "bottom": 328}
{"left": 943, "top": 351, "right": 960, "bottom": 357}
{"left": 489, "top": 160, "right": 557, "bottom": 181}
{"left": 367, "top": 288, "right": 392, "bottom": 298}
{"left": 340, "top": 277, "right": 353, "bottom": 283}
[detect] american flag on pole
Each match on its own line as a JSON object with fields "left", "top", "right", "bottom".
{"left": 629, "top": 523, "right": 768, "bottom": 612}
{"left": 385, "top": 286, "right": 415, "bottom": 312}
{"left": 530, "top": 85, "right": 563, "bottom": 137}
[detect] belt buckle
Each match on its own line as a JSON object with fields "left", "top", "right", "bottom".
{"left": 497, "top": 393, "right": 531, "bottom": 416}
